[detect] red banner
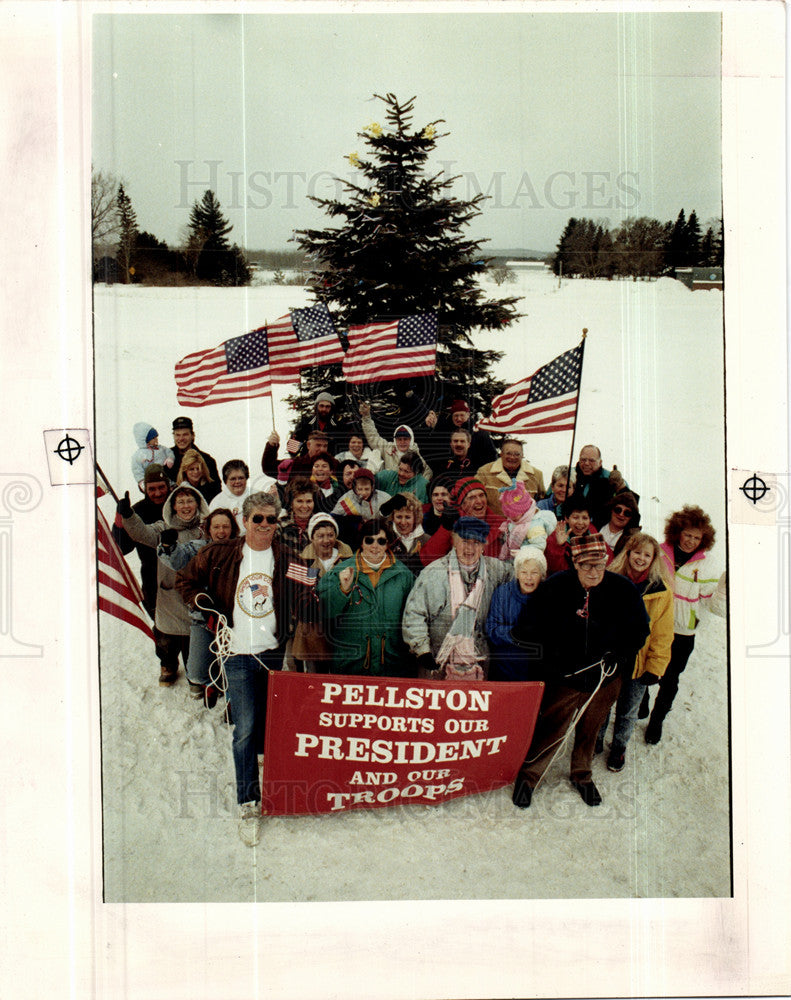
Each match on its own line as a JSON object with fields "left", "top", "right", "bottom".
{"left": 261, "top": 673, "right": 544, "bottom": 816}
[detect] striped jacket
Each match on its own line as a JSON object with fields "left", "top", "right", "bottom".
{"left": 660, "top": 542, "right": 718, "bottom": 636}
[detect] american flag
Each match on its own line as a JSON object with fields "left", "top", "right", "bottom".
{"left": 342, "top": 315, "right": 437, "bottom": 385}
{"left": 96, "top": 507, "right": 154, "bottom": 640}
{"left": 476, "top": 343, "right": 584, "bottom": 434}
{"left": 174, "top": 304, "right": 343, "bottom": 406}
{"left": 175, "top": 326, "right": 275, "bottom": 406}
{"left": 285, "top": 561, "right": 318, "bottom": 586}
{"left": 268, "top": 304, "right": 345, "bottom": 384}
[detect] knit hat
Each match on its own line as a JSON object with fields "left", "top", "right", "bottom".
{"left": 315, "top": 392, "right": 335, "bottom": 407}
{"left": 394, "top": 425, "right": 411, "bottom": 439}
{"left": 380, "top": 493, "right": 409, "bottom": 517}
{"left": 450, "top": 399, "right": 470, "bottom": 414}
{"left": 499, "top": 477, "right": 535, "bottom": 521}
{"left": 453, "top": 516, "right": 490, "bottom": 542}
{"left": 514, "top": 547, "right": 548, "bottom": 577}
{"left": 307, "top": 512, "right": 338, "bottom": 539}
{"left": 352, "top": 467, "right": 375, "bottom": 485}
{"left": 569, "top": 532, "right": 608, "bottom": 565}
{"left": 450, "top": 477, "right": 487, "bottom": 509}
{"left": 172, "top": 416, "right": 193, "bottom": 431}
{"left": 143, "top": 463, "right": 169, "bottom": 485}
{"left": 145, "top": 427, "right": 159, "bottom": 444}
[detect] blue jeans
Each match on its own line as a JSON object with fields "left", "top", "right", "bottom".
{"left": 224, "top": 648, "right": 284, "bottom": 805}
{"left": 599, "top": 678, "right": 646, "bottom": 751}
{"left": 185, "top": 622, "right": 214, "bottom": 687}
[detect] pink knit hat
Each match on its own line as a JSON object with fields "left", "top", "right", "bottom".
{"left": 499, "top": 477, "right": 534, "bottom": 521}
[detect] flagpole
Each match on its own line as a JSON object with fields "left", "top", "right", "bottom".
{"left": 95, "top": 461, "right": 120, "bottom": 504}
{"left": 565, "top": 328, "right": 588, "bottom": 496}
{"left": 265, "top": 317, "right": 277, "bottom": 429}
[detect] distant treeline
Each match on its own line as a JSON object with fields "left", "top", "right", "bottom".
{"left": 551, "top": 210, "right": 723, "bottom": 281}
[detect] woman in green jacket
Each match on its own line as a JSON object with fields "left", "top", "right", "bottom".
{"left": 316, "top": 518, "right": 415, "bottom": 676}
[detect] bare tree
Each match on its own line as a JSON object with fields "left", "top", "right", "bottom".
{"left": 91, "top": 168, "right": 120, "bottom": 254}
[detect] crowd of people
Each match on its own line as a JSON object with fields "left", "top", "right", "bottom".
{"left": 111, "top": 396, "right": 722, "bottom": 846}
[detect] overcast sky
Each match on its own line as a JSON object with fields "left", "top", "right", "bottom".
{"left": 93, "top": 9, "right": 722, "bottom": 254}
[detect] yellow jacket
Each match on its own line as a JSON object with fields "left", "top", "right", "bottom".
{"left": 632, "top": 582, "right": 674, "bottom": 679}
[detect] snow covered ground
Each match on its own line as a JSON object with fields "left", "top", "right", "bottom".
{"left": 94, "top": 269, "right": 729, "bottom": 902}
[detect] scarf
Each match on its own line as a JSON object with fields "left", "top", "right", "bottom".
{"left": 394, "top": 524, "right": 425, "bottom": 553}
{"left": 499, "top": 507, "right": 538, "bottom": 559}
{"left": 436, "top": 551, "right": 487, "bottom": 680}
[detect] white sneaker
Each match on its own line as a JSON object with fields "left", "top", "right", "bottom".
{"left": 238, "top": 801, "right": 262, "bottom": 847}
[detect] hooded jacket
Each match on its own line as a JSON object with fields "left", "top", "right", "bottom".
{"left": 122, "top": 484, "right": 209, "bottom": 634}
{"left": 131, "top": 422, "right": 175, "bottom": 486}
{"left": 361, "top": 415, "right": 430, "bottom": 476}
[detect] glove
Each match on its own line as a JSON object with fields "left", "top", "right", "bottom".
{"left": 117, "top": 491, "right": 133, "bottom": 518}
{"left": 639, "top": 671, "right": 661, "bottom": 686}
{"left": 417, "top": 652, "right": 438, "bottom": 676}
{"left": 440, "top": 506, "right": 459, "bottom": 532}
{"left": 159, "top": 528, "right": 179, "bottom": 548}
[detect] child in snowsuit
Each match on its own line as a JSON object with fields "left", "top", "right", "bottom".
{"left": 497, "top": 477, "right": 557, "bottom": 561}
{"left": 131, "top": 422, "right": 175, "bottom": 490}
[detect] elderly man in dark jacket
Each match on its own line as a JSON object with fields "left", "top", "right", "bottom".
{"left": 510, "top": 533, "right": 649, "bottom": 808}
{"left": 176, "top": 491, "right": 296, "bottom": 846}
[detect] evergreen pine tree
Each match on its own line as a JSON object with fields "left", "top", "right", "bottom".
{"left": 293, "top": 93, "right": 520, "bottom": 431}
{"left": 685, "top": 210, "right": 702, "bottom": 267}
{"left": 116, "top": 183, "right": 138, "bottom": 284}
{"left": 187, "top": 190, "right": 249, "bottom": 285}
{"left": 711, "top": 217, "right": 724, "bottom": 267}
{"left": 664, "top": 209, "right": 688, "bottom": 275}
{"left": 699, "top": 226, "right": 714, "bottom": 267}
{"left": 551, "top": 218, "right": 578, "bottom": 277}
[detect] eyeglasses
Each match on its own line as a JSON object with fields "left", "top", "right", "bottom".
{"left": 363, "top": 536, "right": 388, "bottom": 546}
{"left": 251, "top": 514, "right": 278, "bottom": 525}
{"left": 612, "top": 505, "right": 630, "bottom": 516}
{"left": 577, "top": 561, "right": 607, "bottom": 571}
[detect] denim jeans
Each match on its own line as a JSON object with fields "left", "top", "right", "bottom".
{"left": 185, "top": 622, "right": 214, "bottom": 687}
{"left": 224, "top": 648, "right": 284, "bottom": 805}
{"left": 599, "top": 678, "right": 646, "bottom": 751}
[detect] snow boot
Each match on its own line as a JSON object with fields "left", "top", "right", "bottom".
{"left": 512, "top": 774, "right": 533, "bottom": 809}
{"left": 645, "top": 713, "right": 664, "bottom": 745}
{"left": 204, "top": 685, "right": 219, "bottom": 709}
{"left": 188, "top": 681, "right": 204, "bottom": 699}
{"left": 159, "top": 665, "right": 178, "bottom": 687}
{"left": 572, "top": 780, "right": 602, "bottom": 806}
{"left": 606, "top": 744, "right": 626, "bottom": 772}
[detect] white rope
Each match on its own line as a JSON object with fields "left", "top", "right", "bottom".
{"left": 526, "top": 657, "right": 618, "bottom": 792}
{"left": 193, "top": 593, "right": 273, "bottom": 720}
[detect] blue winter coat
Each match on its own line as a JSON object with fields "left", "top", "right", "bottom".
{"left": 485, "top": 578, "right": 537, "bottom": 680}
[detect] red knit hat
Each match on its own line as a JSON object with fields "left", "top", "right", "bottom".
{"left": 450, "top": 476, "right": 486, "bottom": 508}
{"left": 450, "top": 399, "right": 470, "bottom": 414}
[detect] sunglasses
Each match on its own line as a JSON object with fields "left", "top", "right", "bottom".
{"left": 612, "top": 505, "right": 631, "bottom": 516}
{"left": 363, "top": 536, "right": 388, "bottom": 546}
{"left": 251, "top": 513, "right": 278, "bottom": 525}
